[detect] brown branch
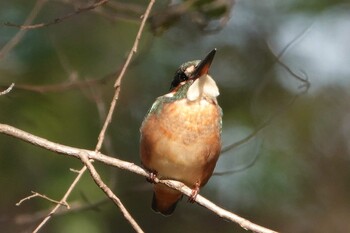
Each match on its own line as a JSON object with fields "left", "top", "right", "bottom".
{"left": 32, "top": 166, "right": 87, "bottom": 233}
{"left": 0, "top": 0, "right": 45, "bottom": 59}
{"left": 14, "top": 199, "right": 109, "bottom": 226}
{"left": 98, "top": 1, "right": 145, "bottom": 23}
{"left": 159, "top": 179, "right": 276, "bottom": 233}
{"left": 16, "top": 191, "right": 69, "bottom": 208}
{"left": 95, "top": 0, "right": 155, "bottom": 152}
{"left": 4, "top": 78, "right": 107, "bottom": 94}
{"left": 28, "top": 1, "right": 155, "bottom": 232}
{"left": 0, "top": 123, "right": 279, "bottom": 233}
{"left": 3, "top": 0, "right": 108, "bottom": 30}
{"left": 80, "top": 153, "right": 144, "bottom": 233}
{"left": 88, "top": 87, "right": 118, "bottom": 188}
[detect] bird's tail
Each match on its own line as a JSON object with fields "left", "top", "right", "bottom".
{"left": 152, "top": 183, "right": 182, "bottom": 216}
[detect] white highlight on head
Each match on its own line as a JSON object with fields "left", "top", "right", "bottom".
{"left": 184, "top": 65, "right": 196, "bottom": 76}
{"left": 186, "top": 74, "right": 219, "bottom": 101}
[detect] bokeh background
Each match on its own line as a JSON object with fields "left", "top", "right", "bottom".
{"left": 1, "top": 0, "right": 350, "bottom": 232}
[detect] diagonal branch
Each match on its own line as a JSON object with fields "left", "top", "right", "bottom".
{"left": 95, "top": 0, "right": 155, "bottom": 152}
{"left": 3, "top": 0, "right": 109, "bottom": 30}
{"left": 0, "top": 0, "right": 46, "bottom": 59}
{"left": 32, "top": 166, "right": 87, "bottom": 233}
{"left": 0, "top": 123, "right": 278, "bottom": 233}
{"left": 29, "top": 1, "right": 156, "bottom": 232}
{"left": 80, "top": 153, "right": 144, "bottom": 233}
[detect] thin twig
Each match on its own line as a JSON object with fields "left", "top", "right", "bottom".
{"left": 0, "top": 123, "right": 279, "bottom": 233}
{"left": 0, "top": 83, "right": 15, "bottom": 96}
{"left": 95, "top": 0, "right": 155, "bottom": 152}
{"left": 16, "top": 191, "right": 69, "bottom": 208}
{"left": 0, "top": 0, "right": 46, "bottom": 60}
{"left": 4, "top": 77, "right": 109, "bottom": 94}
{"left": 222, "top": 28, "right": 311, "bottom": 155}
{"left": 276, "top": 23, "right": 314, "bottom": 59}
{"left": 215, "top": 141, "right": 262, "bottom": 176}
{"left": 14, "top": 199, "right": 109, "bottom": 226}
{"left": 3, "top": 0, "right": 109, "bottom": 30}
{"left": 80, "top": 153, "right": 144, "bottom": 233}
{"left": 31, "top": 1, "right": 155, "bottom": 232}
{"left": 32, "top": 166, "right": 87, "bottom": 233}
{"left": 88, "top": 87, "right": 118, "bottom": 188}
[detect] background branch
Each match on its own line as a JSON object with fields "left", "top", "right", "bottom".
{"left": 0, "top": 0, "right": 45, "bottom": 59}
{"left": 3, "top": 0, "right": 109, "bottom": 30}
{"left": 16, "top": 191, "right": 69, "bottom": 208}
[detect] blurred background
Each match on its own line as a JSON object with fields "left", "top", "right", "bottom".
{"left": 1, "top": 0, "right": 350, "bottom": 232}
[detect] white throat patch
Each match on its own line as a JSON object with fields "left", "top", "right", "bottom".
{"left": 186, "top": 74, "right": 219, "bottom": 101}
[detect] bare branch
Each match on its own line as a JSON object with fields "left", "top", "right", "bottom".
{"left": 80, "top": 153, "right": 144, "bottom": 233}
{"left": 0, "top": 123, "right": 278, "bottom": 233}
{"left": 215, "top": 141, "right": 262, "bottom": 176}
{"left": 0, "top": 83, "right": 15, "bottom": 96}
{"left": 88, "top": 87, "right": 118, "bottom": 188}
{"left": 16, "top": 191, "right": 69, "bottom": 208}
{"left": 32, "top": 166, "right": 87, "bottom": 233}
{"left": 159, "top": 179, "right": 277, "bottom": 233}
{"left": 3, "top": 0, "right": 109, "bottom": 30}
{"left": 222, "top": 29, "right": 312, "bottom": 155}
{"left": 276, "top": 22, "right": 314, "bottom": 59}
{"left": 95, "top": 0, "right": 155, "bottom": 152}
{"left": 14, "top": 199, "right": 108, "bottom": 226}
{"left": 0, "top": 0, "right": 45, "bottom": 60}
{"left": 97, "top": 1, "right": 145, "bottom": 23}
{"left": 27, "top": 1, "right": 156, "bottom": 232}
{"left": 3, "top": 77, "right": 109, "bottom": 94}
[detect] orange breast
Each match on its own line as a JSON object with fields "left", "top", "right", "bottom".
{"left": 140, "top": 98, "right": 221, "bottom": 188}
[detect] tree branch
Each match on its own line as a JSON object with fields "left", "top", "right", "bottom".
{"left": 80, "top": 153, "right": 144, "bottom": 233}
{"left": 26, "top": 1, "right": 156, "bottom": 232}
{"left": 32, "top": 166, "right": 87, "bottom": 233}
{"left": 0, "top": 83, "right": 15, "bottom": 96}
{"left": 0, "top": 0, "right": 45, "bottom": 59}
{"left": 0, "top": 123, "right": 278, "bottom": 233}
{"left": 3, "top": 0, "right": 109, "bottom": 30}
{"left": 96, "top": 0, "right": 155, "bottom": 152}
{"left": 16, "top": 191, "right": 69, "bottom": 208}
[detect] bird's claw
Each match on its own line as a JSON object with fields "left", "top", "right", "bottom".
{"left": 188, "top": 181, "right": 200, "bottom": 203}
{"left": 146, "top": 171, "right": 158, "bottom": 183}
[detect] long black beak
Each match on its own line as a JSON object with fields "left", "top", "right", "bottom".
{"left": 190, "top": 48, "right": 216, "bottom": 80}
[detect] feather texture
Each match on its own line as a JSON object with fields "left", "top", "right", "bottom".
{"left": 187, "top": 74, "right": 219, "bottom": 101}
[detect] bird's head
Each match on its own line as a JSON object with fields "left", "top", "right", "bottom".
{"left": 168, "top": 49, "right": 219, "bottom": 101}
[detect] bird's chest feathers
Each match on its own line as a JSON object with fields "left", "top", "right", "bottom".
{"left": 142, "top": 98, "right": 221, "bottom": 174}
{"left": 158, "top": 99, "right": 220, "bottom": 141}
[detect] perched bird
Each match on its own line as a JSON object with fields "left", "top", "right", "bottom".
{"left": 140, "top": 49, "right": 222, "bottom": 215}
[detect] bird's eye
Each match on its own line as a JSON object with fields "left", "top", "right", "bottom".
{"left": 170, "top": 71, "right": 188, "bottom": 91}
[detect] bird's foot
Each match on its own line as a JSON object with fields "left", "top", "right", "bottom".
{"left": 146, "top": 170, "right": 158, "bottom": 183}
{"left": 188, "top": 181, "right": 200, "bottom": 203}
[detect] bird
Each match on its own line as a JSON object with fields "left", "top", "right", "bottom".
{"left": 140, "top": 49, "right": 222, "bottom": 215}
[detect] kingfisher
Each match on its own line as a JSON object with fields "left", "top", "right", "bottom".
{"left": 140, "top": 49, "right": 222, "bottom": 215}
